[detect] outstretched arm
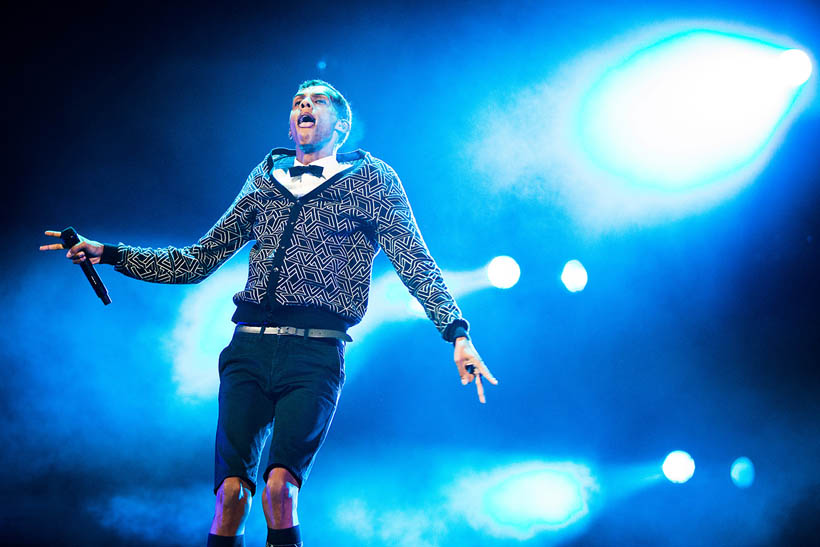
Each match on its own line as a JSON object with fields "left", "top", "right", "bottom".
{"left": 38, "top": 172, "right": 259, "bottom": 284}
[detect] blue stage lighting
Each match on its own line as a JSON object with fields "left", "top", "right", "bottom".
{"left": 662, "top": 450, "right": 695, "bottom": 483}
{"left": 469, "top": 462, "right": 596, "bottom": 539}
{"left": 561, "top": 260, "right": 588, "bottom": 293}
{"left": 730, "top": 457, "right": 755, "bottom": 488}
{"left": 578, "top": 29, "right": 813, "bottom": 190}
{"left": 487, "top": 256, "right": 520, "bottom": 289}
{"left": 169, "top": 257, "right": 249, "bottom": 399}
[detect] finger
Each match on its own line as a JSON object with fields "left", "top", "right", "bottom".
{"left": 479, "top": 363, "right": 499, "bottom": 385}
{"left": 44, "top": 230, "right": 62, "bottom": 237}
{"left": 39, "top": 243, "right": 65, "bottom": 251}
{"left": 475, "top": 373, "right": 486, "bottom": 404}
{"left": 67, "top": 242, "right": 90, "bottom": 257}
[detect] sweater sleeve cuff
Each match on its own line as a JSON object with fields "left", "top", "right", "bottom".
{"left": 100, "top": 244, "right": 121, "bottom": 265}
{"left": 442, "top": 318, "right": 470, "bottom": 343}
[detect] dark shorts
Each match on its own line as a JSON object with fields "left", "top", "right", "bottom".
{"left": 214, "top": 329, "right": 345, "bottom": 496}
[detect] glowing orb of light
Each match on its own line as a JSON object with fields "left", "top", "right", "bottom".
{"left": 451, "top": 461, "right": 597, "bottom": 540}
{"left": 487, "top": 256, "right": 521, "bottom": 289}
{"left": 778, "top": 49, "right": 813, "bottom": 87}
{"left": 578, "top": 30, "right": 813, "bottom": 191}
{"left": 561, "top": 260, "right": 588, "bottom": 292}
{"left": 662, "top": 450, "right": 696, "bottom": 484}
{"left": 730, "top": 456, "right": 755, "bottom": 488}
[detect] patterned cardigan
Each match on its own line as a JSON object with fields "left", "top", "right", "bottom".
{"left": 101, "top": 148, "right": 468, "bottom": 341}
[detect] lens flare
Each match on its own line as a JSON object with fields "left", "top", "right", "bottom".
{"left": 730, "top": 456, "right": 755, "bottom": 488}
{"left": 561, "top": 260, "right": 588, "bottom": 292}
{"left": 778, "top": 49, "right": 813, "bottom": 86}
{"left": 487, "top": 256, "right": 521, "bottom": 289}
{"left": 662, "top": 451, "right": 695, "bottom": 484}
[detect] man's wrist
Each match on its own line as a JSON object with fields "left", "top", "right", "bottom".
{"left": 100, "top": 244, "right": 120, "bottom": 265}
{"left": 443, "top": 318, "right": 470, "bottom": 344}
{"left": 452, "top": 326, "right": 470, "bottom": 346}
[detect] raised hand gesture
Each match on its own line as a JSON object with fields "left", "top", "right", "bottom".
{"left": 39, "top": 230, "right": 103, "bottom": 264}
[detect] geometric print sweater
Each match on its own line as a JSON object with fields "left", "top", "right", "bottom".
{"left": 101, "top": 148, "right": 468, "bottom": 341}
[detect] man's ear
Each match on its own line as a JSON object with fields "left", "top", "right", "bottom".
{"left": 335, "top": 118, "right": 351, "bottom": 134}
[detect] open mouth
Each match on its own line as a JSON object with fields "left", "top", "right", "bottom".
{"left": 298, "top": 113, "right": 316, "bottom": 127}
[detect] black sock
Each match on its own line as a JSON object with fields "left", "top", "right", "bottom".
{"left": 266, "top": 525, "right": 302, "bottom": 547}
{"left": 207, "top": 533, "right": 245, "bottom": 547}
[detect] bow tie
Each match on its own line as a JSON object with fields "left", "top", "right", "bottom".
{"left": 288, "top": 165, "right": 324, "bottom": 178}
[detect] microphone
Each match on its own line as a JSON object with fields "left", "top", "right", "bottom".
{"left": 60, "top": 226, "right": 112, "bottom": 306}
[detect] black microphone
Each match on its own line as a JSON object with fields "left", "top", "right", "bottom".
{"left": 60, "top": 226, "right": 112, "bottom": 306}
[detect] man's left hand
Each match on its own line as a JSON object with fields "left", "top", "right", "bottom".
{"left": 454, "top": 337, "right": 498, "bottom": 404}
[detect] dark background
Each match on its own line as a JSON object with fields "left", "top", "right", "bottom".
{"left": 3, "top": 1, "right": 819, "bottom": 545}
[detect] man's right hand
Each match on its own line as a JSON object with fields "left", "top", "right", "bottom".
{"left": 39, "top": 230, "right": 104, "bottom": 265}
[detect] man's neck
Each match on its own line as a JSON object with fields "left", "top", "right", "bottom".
{"left": 295, "top": 145, "right": 338, "bottom": 165}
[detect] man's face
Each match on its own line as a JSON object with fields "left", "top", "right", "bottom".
{"left": 289, "top": 85, "right": 344, "bottom": 152}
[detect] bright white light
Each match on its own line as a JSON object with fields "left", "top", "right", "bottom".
{"left": 730, "top": 456, "right": 755, "bottom": 488}
{"left": 469, "top": 24, "right": 815, "bottom": 231}
{"left": 487, "top": 256, "right": 520, "bottom": 289}
{"left": 448, "top": 461, "right": 597, "bottom": 540}
{"left": 561, "top": 260, "right": 588, "bottom": 292}
{"left": 778, "top": 49, "right": 813, "bottom": 87}
{"left": 662, "top": 450, "right": 695, "bottom": 484}
{"left": 579, "top": 30, "right": 807, "bottom": 189}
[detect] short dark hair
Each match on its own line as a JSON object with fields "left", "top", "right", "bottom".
{"left": 296, "top": 79, "right": 352, "bottom": 146}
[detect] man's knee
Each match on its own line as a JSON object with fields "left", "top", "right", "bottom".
{"left": 218, "top": 477, "right": 253, "bottom": 513}
{"left": 263, "top": 468, "right": 299, "bottom": 505}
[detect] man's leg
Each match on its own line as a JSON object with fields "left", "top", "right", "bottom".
{"left": 209, "top": 477, "right": 253, "bottom": 545}
{"left": 262, "top": 336, "right": 345, "bottom": 547}
{"left": 262, "top": 467, "right": 302, "bottom": 546}
{"left": 210, "top": 332, "right": 280, "bottom": 546}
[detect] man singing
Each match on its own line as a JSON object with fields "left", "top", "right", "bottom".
{"left": 40, "top": 79, "right": 497, "bottom": 547}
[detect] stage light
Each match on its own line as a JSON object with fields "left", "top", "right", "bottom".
{"left": 578, "top": 29, "right": 813, "bottom": 190}
{"left": 561, "top": 260, "right": 588, "bottom": 292}
{"left": 730, "top": 457, "right": 755, "bottom": 488}
{"left": 450, "top": 461, "right": 596, "bottom": 540}
{"left": 484, "top": 468, "right": 584, "bottom": 532}
{"left": 778, "top": 49, "right": 812, "bottom": 86}
{"left": 662, "top": 450, "right": 695, "bottom": 484}
{"left": 487, "top": 256, "right": 520, "bottom": 289}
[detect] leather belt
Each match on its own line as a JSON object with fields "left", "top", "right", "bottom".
{"left": 236, "top": 324, "right": 352, "bottom": 342}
